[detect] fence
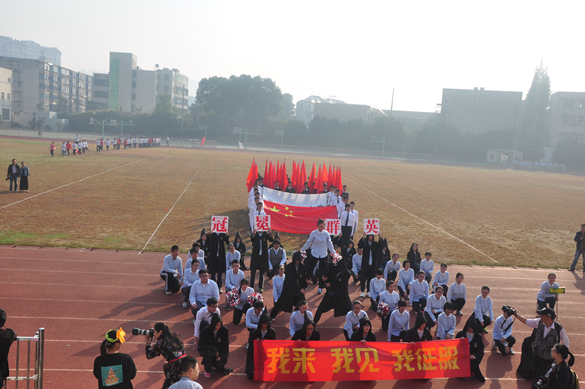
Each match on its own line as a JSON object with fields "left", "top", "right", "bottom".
{"left": 5, "top": 328, "right": 44, "bottom": 389}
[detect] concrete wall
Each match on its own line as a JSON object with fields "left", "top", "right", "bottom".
{"left": 0, "top": 66, "right": 12, "bottom": 122}
{"left": 136, "top": 69, "right": 156, "bottom": 112}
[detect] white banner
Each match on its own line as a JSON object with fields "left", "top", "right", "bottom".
{"left": 255, "top": 215, "right": 271, "bottom": 232}
{"left": 325, "top": 219, "right": 341, "bottom": 235}
{"left": 364, "top": 218, "right": 380, "bottom": 235}
{"left": 262, "top": 187, "right": 328, "bottom": 207}
{"left": 211, "top": 216, "right": 229, "bottom": 233}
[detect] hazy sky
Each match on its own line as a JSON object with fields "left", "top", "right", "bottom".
{"left": 3, "top": 0, "right": 584, "bottom": 112}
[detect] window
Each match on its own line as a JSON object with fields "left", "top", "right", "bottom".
{"left": 2, "top": 109, "right": 9, "bottom": 121}
{"left": 164, "top": 74, "right": 170, "bottom": 81}
{"left": 132, "top": 81, "right": 136, "bottom": 89}
{"left": 563, "top": 100, "right": 574, "bottom": 108}
{"left": 132, "top": 70, "right": 137, "bottom": 78}
{"left": 1, "top": 92, "right": 4, "bottom": 99}
{"left": 7, "top": 93, "right": 9, "bottom": 100}
{"left": 93, "top": 91, "right": 108, "bottom": 99}
{"left": 94, "top": 79, "right": 109, "bottom": 87}
{"left": 164, "top": 85, "right": 169, "bottom": 92}
{"left": 132, "top": 93, "right": 136, "bottom": 101}
{"left": 561, "top": 117, "right": 572, "bottom": 124}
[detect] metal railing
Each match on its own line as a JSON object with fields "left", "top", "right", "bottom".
{"left": 5, "top": 328, "right": 44, "bottom": 389}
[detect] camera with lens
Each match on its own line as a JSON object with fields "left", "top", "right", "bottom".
{"left": 534, "top": 377, "right": 548, "bottom": 389}
{"left": 502, "top": 305, "right": 516, "bottom": 316}
{"left": 132, "top": 327, "right": 154, "bottom": 338}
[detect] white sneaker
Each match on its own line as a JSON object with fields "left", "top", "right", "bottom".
{"left": 182, "top": 302, "right": 188, "bottom": 309}
{"left": 219, "top": 288, "right": 223, "bottom": 294}
{"left": 360, "top": 292, "right": 365, "bottom": 297}
{"left": 509, "top": 348, "right": 515, "bottom": 355}
{"left": 165, "top": 291, "right": 172, "bottom": 295}
{"left": 492, "top": 340, "right": 497, "bottom": 349}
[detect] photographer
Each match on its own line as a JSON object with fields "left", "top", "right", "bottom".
{"left": 493, "top": 306, "right": 516, "bottom": 356}
{"left": 93, "top": 328, "right": 136, "bottom": 389}
{"left": 514, "top": 308, "right": 570, "bottom": 383}
{"left": 533, "top": 344, "right": 575, "bottom": 389}
{"left": 145, "top": 323, "right": 186, "bottom": 389}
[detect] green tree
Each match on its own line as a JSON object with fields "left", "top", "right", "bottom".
{"left": 278, "top": 93, "right": 295, "bottom": 120}
{"left": 518, "top": 61, "right": 550, "bottom": 159}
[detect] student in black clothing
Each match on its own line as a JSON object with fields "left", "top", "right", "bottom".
{"left": 197, "top": 314, "right": 232, "bottom": 378}
{"left": 455, "top": 315, "right": 486, "bottom": 383}
{"left": 407, "top": 243, "right": 422, "bottom": 274}
{"left": 403, "top": 313, "right": 433, "bottom": 342}
{"left": 534, "top": 344, "right": 575, "bottom": 389}
{"left": 250, "top": 229, "right": 273, "bottom": 293}
{"left": 376, "top": 238, "right": 391, "bottom": 271}
{"left": 292, "top": 315, "right": 321, "bottom": 341}
{"left": 357, "top": 232, "right": 381, "bottom": 296}
{"left": 342, "top": 240, "right": 356, "bottom": 271}
{"left": 246, "top": 310, "right": 276, "bottom": 380}
{"left": 350, "top": 316, "right": 376, "bottom": 342}
{"left": 0, "top": 308, "right": 17, "bottom": 389}
{"left": 93, "top": 328, "right": 137, "bottom": 389}
{"left": 207, "top": 231, "right": 229, "bottom": 292}
{"left": 195, "top": 229, "right": 210, "bottom": 267}
{"left": 314, "top": 254, "right": 352, "bottom": 325}
{"left": 270, "top": 251, "right": 308, "bottom": 319}
{"left": 233, "top": 231, "right": 248, "bottom": 270}
{"left": 301, "top": 182, "right": 310, "bottom": 194}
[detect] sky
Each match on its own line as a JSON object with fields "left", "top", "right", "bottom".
{"left": 2, "top": 0, "right": 585, "bottom": 112}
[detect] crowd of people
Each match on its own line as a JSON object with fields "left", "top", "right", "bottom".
{"left": 49, "top": 135, "right": 163, "bottom": 158}
{"left": 513, "top": 159, "right": 566, "bottom": 172}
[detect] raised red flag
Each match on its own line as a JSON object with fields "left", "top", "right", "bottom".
{"left": 308, "top": 163, "right": 316, "bottom": 194}
{"left": 264, "top": 159, "right": 268, "bottom": 183}
{"left": 328, "top": 164, "right": 333, "bottom": 186}
{"left": 338, "top": 166, "right": 343, "bottom": 189}
{"left": 315, "top": 166, "right": 323, "bottom": 194}
{"left": 275, "top": 161, "right": 281, "bottom": 189}
{"left": 246, "top": 158, "right": 256, "bottom": 191}
{"left": 322, "top": 162, "right": 328, "bottom": 184}
{"left": 262, "top": 200, "right": 338, "bottom": 234}
{"left": 300, "top": 161, "right": 307, "bottom": 192}
{"left": 280, "top": 160, "right": 287, "bottom": 190}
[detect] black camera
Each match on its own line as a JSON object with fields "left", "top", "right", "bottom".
{"left": 502, "top": 305, "right": 516, "bottom": 316}
{"left": 534, "top": 377, "right": 548, "bottom": 389}
{"left": 132, "top": 327, "right": 154, "bottom": 337}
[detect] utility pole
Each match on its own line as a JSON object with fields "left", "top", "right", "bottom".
{"left": 275, "top": 130, "right": 285, "bottom": 152}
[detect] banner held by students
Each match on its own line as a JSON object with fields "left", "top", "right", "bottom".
{"left": 363, "top": 218, "right": 380, "bottom": 235}
{"left": 325, "top": 219, "right": 341, "bottom": 235}
{"left": 254, "top": 339, "right": 470, "bottom": 382}
{"left": 255, "top": 215, "right": 271, "bottom": 232}
{"left": 211, "top": 216, "right": 229, "bottom": 233}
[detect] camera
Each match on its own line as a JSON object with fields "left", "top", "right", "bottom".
{"left": 502, "top": 305, "right": 516, "bottom": 316}
{"left": 132, "top": 327, "right": 154, "bottom": 337}
{"left": 534, "top": 377, "right": 548, "bottom": 389}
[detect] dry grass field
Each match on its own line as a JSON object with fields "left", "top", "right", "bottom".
{"left": 0, "top": 137, "right": 583, "bottom": 269}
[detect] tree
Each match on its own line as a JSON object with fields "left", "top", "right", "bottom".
{"left": 518, "top": 61, "right": 550, "bottom": 159}
{"left": 55, "top": 97, "right": 69, "bottom": 114}
{"left": 278, "top": 93, "right": 295, "bottom": 120}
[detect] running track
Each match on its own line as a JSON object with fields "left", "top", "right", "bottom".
{"left": 1, "top": 245, "right": 584, "bottom": 389}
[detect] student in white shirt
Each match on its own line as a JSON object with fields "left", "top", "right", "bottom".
{"left": 225, "top": 244, "right": 241, "bottom": 273}
{"left": 181, "top": 260, "right": 201, "bottom": 309}
{"left": 420, "top": 252, "right": 434, "bottom": 285}
{"left": 351, "top": 247, "right": 363, "bottom": 283}
{"left": 536, "top": 273, "right": 559, "bottom": 310}
{"left": 384, "top": 253, "right": 401, "bottom": 282}
{"left": 378, "top": 281, "right": 400, "bottom": 331}
{"left": 492, "top": 305, "right": 516, "bottom": 355}
{"left": 224, "top": 260, "right": 245, "bottom": 311}
{"left": 447, "top": 272, "right": 466, "bottom": 316}
{"left": 343, "top": 300, "right": 367, "bottom": 341}
{"left": 301, "top": 219, "right": 335, "bottom": 263}
{"left": 272, "top": 265, "right": 286, "bottom": 304}
{"left": 192, "top": 297, "right": 220, "bottom": 348}
{"left": 232, "top": 278, "right": 255, "bottom": 325}
{"left": 289, "top": 300, "right": 313, "bottom": 337}
{"left": 473, "top": 286, "right": 494, "bottom": 333}
{"left": 189, "top": 269, "right": 219, "bottom": 317}
{"left": 436, "top": 302, "right": 456, "bottom": 340}
{"left": 424, "top": 286, "right": 446, "bottom": 329}
{"left": 397, "top": 260, "right": 414, "bottom": 300}
{"left": 245, "top": 301, "right": 265, "bottom": 332}
{"left": 369, "top": 269, "right": 386, "bottom": 311}
{"left": 350, "top": 201, "right": 358, "bottom": 237}
{"left": 160, "top": 245, "right": 183, "bottom": 295}
{"left": 433, "top": 263, "right": 450, "bottom": 295}
{"left": 339, "top": 203, "right": 355, "bottom": 248}
{"left": 185, "top": 246, "right": 206, "bottom": 272}
{"left": 388, "top": 300, "right": 409, "bottom": 342}
{"left": 409, "top": 271, "right": 429, "bottom": 313}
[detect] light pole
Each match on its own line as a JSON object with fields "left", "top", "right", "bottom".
{"left": 233, "top": 127, "right": 258, "bottom": 149}
{"left": 233, "top": 127, "right": 242, "bottom": 142}
{"left": 372, "top": 136, "right": 386, "bottom": 156}
{"left": 90, "top": 118, "right": 115, "bottom": 139}
{"left": 275, "top": 130, "right": 285, "bottom": 152}
{"left": 117, "top": 120, "right": 133, "bottom": 137}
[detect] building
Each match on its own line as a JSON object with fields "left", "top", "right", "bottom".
{"left": 440, "top": 88, "right": 522, "bottom": 135}
{"left": 0, "top": 35, "right": 61, "bottom": 66}
{"left": 91, "top": 73, "right": 110, "bottom": 111}
{"left": 383, "top": 110, "right": 440, "bottom": 132}
{"left": 105, "top": 53, "right": 189, "bottom": 113}
{"left": 0, "top": 57, "right": 92, "bottom": 127}
{"left": 547, "top": 91, "right": 585, "bottom": 146}
{"left": 296, "top": 95, "right": 385, "bottom": 127}
{"left": 0, "top": 66, "right": 12, "bottom": 123}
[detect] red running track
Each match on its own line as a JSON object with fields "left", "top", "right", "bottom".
{"left": 1, "top": 245, "right": 584, "bottom": 389}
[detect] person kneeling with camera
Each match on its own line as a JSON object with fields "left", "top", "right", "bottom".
{"left": 533, "top": 344, "right": 575, "bottom": 389}
{"left": 493, "top": 305, "right": 516, "bottom": 356}
{"left": 143, "top": 323, "right": 186, "bottom": 389}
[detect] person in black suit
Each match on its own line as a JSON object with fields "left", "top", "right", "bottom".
{"left": 250, "top": 229, "right": 273, "bottom": 292}
{"left": 246, "top": 310, "right": 276, "bottom": 380}
{"left": 6, "top": 159, "right": 19, "bottom": 192}
{"left": 455, "top": 315, "right": 486, "bottom": 383}
{"left": 208, "top": 231, "right": 229, "bottom": 292}
{"left": 357, "top": 232, "right": 381, "bottom": 297}
{"left": 403, "top": 312, "right": 433, "bottom": 342}
{"left": 291, "top": 315, "right": 320, "bottom": 341}
{"left": 314, "top": 254, "right": 352, "bottom": 325}
{"left": 570, "top": 224, "right": 585, "bottom": 272}
{"left": 407, "top": 243, "right": 422, "bottom": 274}
{"left": 270, "top": 251, "right": 308, "bottom": 319}
{"left": 350, "top": 316, "right": 376, "bottom": 342}
{"left": 195, "top": 229, "right": 210, "bottom": 267}
{"left": 197, "top": 313, "right": 232, "bottom": 378}
{"left": 233, "top": 231, "right": 248, "bottom": 270}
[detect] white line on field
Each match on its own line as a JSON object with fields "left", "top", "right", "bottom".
{"left": 0, "top": 157, "right": 150, "bottom": 210}
{"left": 344, "top": 176, "right": 499, "bottom": 263}
{"left": 139, "top": 166, "right": 203, "bottom": 254}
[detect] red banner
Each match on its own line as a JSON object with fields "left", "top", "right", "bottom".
{"left": 263, "top": 200, "right": 338, "bottom": 234}
{"left": 254, "top": 339, "right": 470, "bottom": 382}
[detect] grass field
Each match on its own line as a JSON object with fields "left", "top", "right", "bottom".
{"left": 0, "top": 137, "right": 583, "bottom": 269}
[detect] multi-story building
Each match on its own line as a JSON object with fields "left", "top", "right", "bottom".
{"left": 440, "top": 88, "right": 522, "bottom": 135}
{"left": 0, "top": 57, "right": 92, "bottom": 127}
{"left": 106, "top": 53, "right": 188, "bottom": 113}
{"left": 547, "top": 91, "right": 585, "bottom": 146}
{"left": 0, "top": 35, "right": 61, "bottom": 66}
{"left": 0, "top": 66, "right": 12, "bottom": 123}
{"left": 91, "top": 73, "right": 110, "bottom": 111}
{"left": 296, "top": 95, "right": 385, "bottom": 127}
{"left": 383, "top": 110, "right": 440, "bottom": 132}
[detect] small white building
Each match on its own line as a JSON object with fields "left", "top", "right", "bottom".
{"left": 487, "top": 149, "right": 523, "bottom": 165}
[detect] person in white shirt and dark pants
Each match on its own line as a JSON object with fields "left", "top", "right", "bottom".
{"left": 161, "top": 245, "right": 183, "bottom": 295}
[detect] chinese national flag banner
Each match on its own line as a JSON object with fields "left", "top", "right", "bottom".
{"left": 211, "top": 216, "right": 229, "bottom": 233}
{"left": 263, "top": 200, "right": 338, "bottom": 234}
{"left": 254, "top": 339, "right": 470, "bottom": 382}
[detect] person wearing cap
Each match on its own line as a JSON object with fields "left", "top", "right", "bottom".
{"left": 492, "top": 306, "right": 516, "bottom": 355}
{"left": 93, "top": 328, "right": 136, "bottom": 389}
{"left": 514, "top": 307, "right": 570, "bottom": 383}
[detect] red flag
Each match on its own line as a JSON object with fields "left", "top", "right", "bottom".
{"left": 295, "top": 162, "right": 302, "bottom": 193}
{"left": 201, "top": 136, "right": 206, "bottom": 147}
{"left": 308, "top": 163, "right": 316, "bottom": 194}
{"left": 300, "top": 161, "right": 307, "bottom": 191}
{"left": 275, "top": 161, "right": 281, "bottom": 189}
{"left": 292, "top": 161, "right": 297, "bottom": 191}
{"left": 270, "top": 162, "right": 277, "bottom": 189}
{"left": 280, "top": 160, "right": 287, "bottom": 191}
{"left": 338, "top": 166, "right": 343, "bottom": 189}
{"left": 264, "top": 159, "right": 268, "bottom": 183}
{"left": 266, "top": 161, "right": 272, "bottom": 189}
{"left": 328, "top": 164, "right": 333, "bottom": 187}
{"left": 253, "top": 161, "right": 258, "bottom": 186}
{"left": 316, "top": 166, "right": 323, "bottom": 194}
{"left": 263, "top": 200, "right": 338, "bottom": 234}
{"left": 322, "top": 162, "right": 328, "bottom": 184}
{"left": 246, "top": 158, "right": 256, "bottom": 191}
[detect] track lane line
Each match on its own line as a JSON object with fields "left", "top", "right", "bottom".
{"left": 0, "top": 157, "right": 150, "bottom": 210}
{"left": 344, "top": 176, "right": 499, "bottom": 263}
{"left": 139, "top": 165, "right": 203, "bottom": 254}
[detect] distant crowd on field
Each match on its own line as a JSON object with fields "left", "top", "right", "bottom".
{"left": 49, "top": 134, "right": 164, "bottom": 157}
{"left": 513, "top": 159, "right": 565, "bottom": 172}
{"left": 147, "top": 182, "right": 579, "bottom": 389}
